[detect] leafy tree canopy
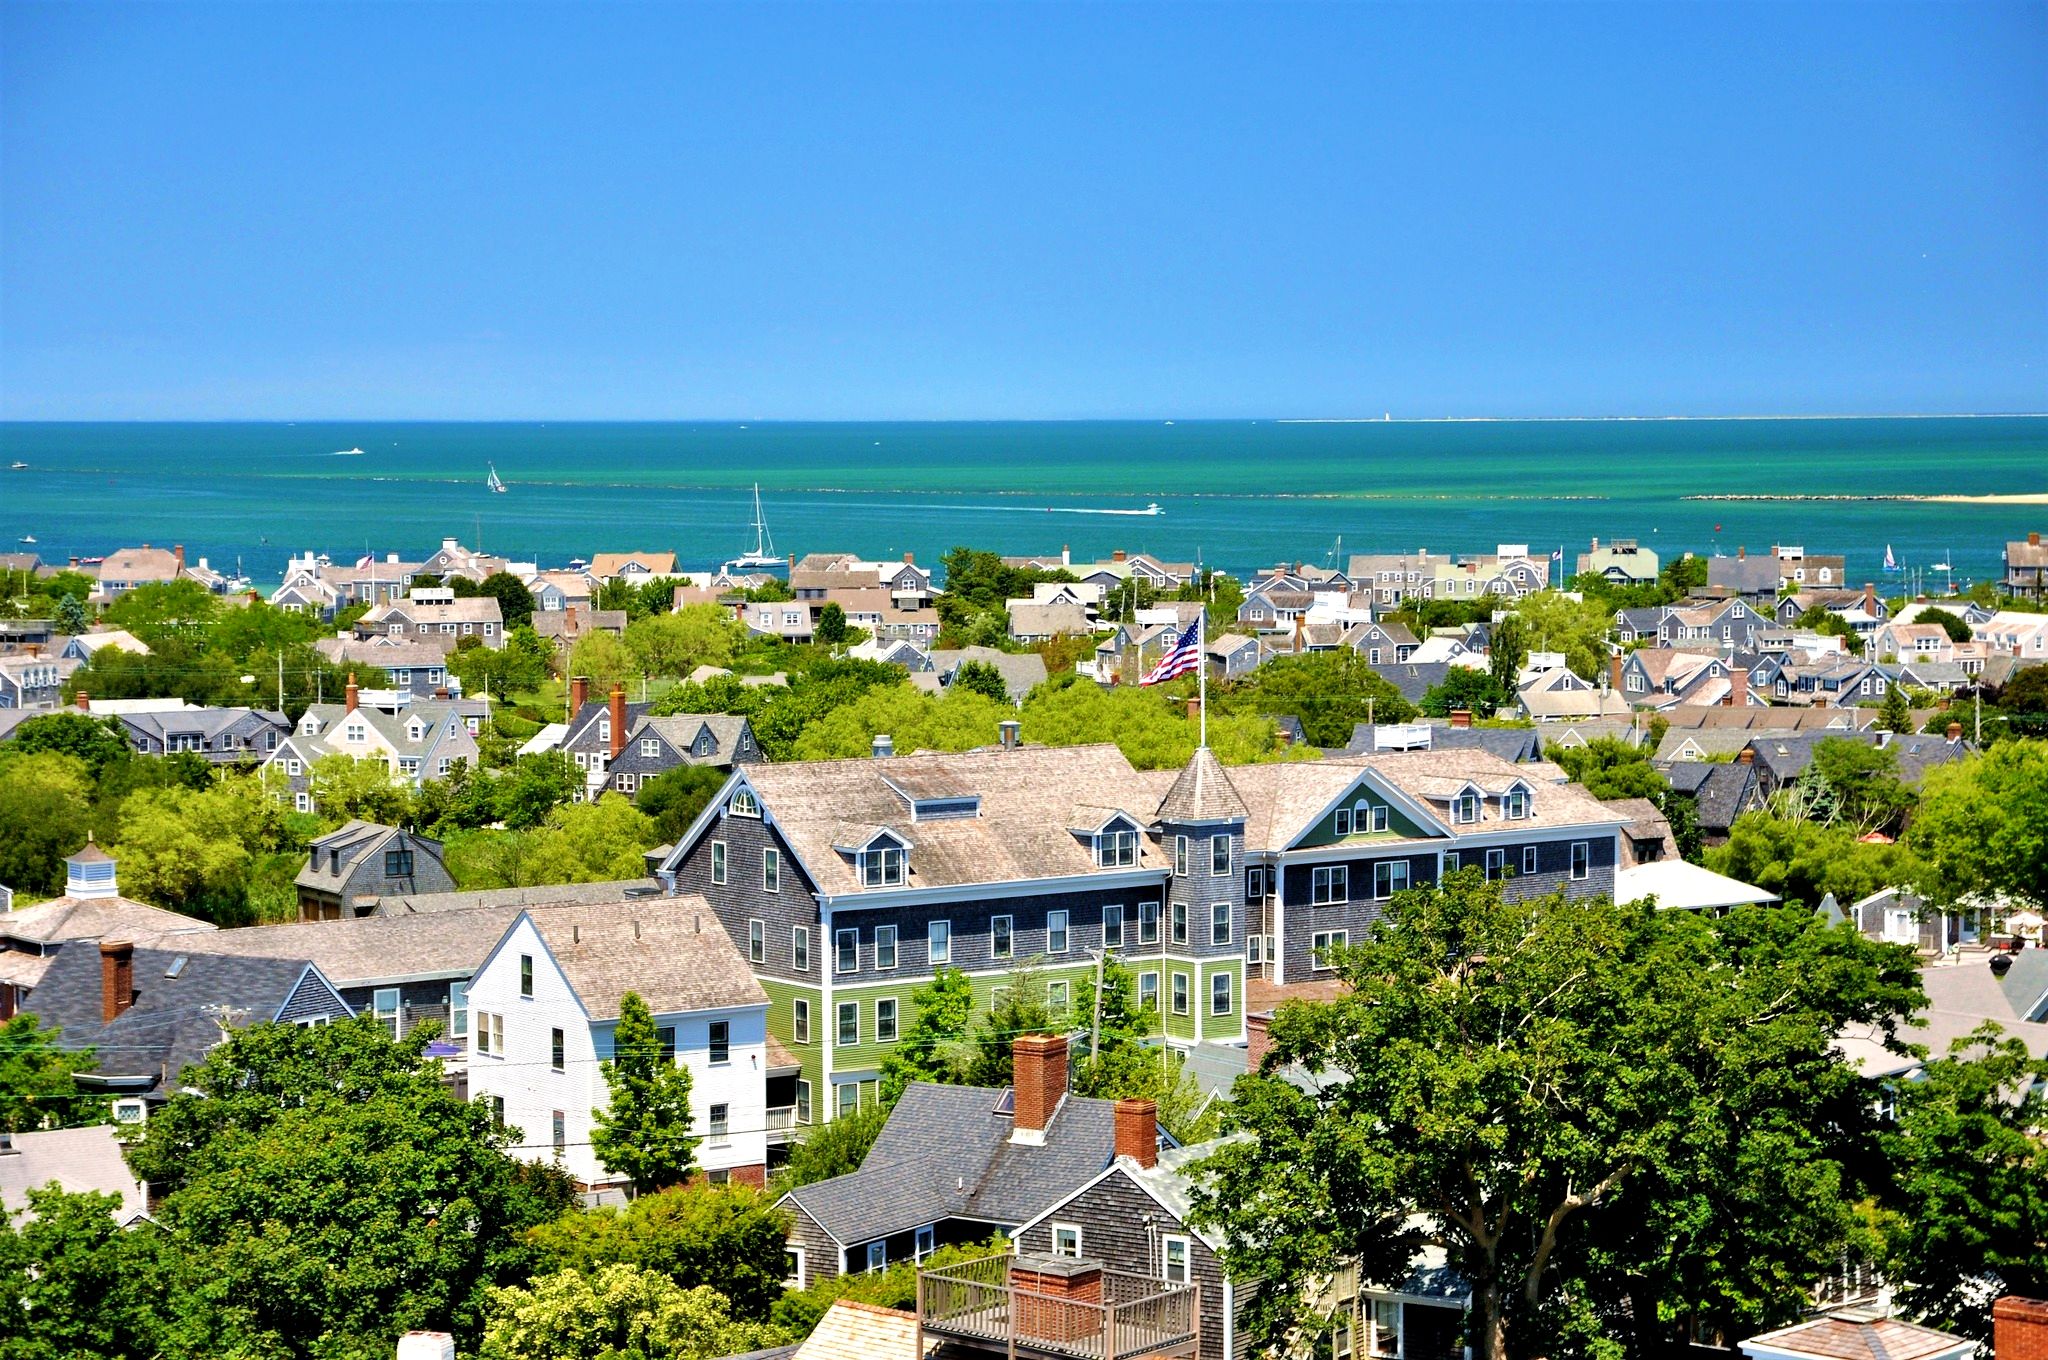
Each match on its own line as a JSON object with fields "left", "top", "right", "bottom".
{"left": 592, "top": 990, "right": 698, "bottom": 1195}
{"left": 478, "top": 1265, "right": 781, "bottom": 1360}
{"left": 1909, "top": 742, "right": 2048, "bottom": 911}
{"left": 0, "top": 1014, "right": 108, "bottom": 1132}
{"left": 774, "top": 1102, "right": 889, "bottom": 1192}
{"left": 1227, "top": 650, "right": 1417, "bottom": 747}
{"left": 525, "top": 1184, "right": 791, "bottom": 1320}
{"left": 1419, "top": 665, "right": 1507, "bottom": 720}
{"left": 879, "top": 967, "right": 976, "bottom": 1104}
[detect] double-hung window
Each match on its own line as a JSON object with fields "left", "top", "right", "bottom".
{"left": 1311, "top": 865, "right": 1347, "bottom": 905}
{"left": 1485, "top": 849, "right": 1507, "bottom": 881}
{"left": 1210, "top": 835, "right": 1230, "bottom": 875}
{"left": 1245, "top": 866, "right": 1266, "bottom": 900}
{"left": 709, "top": 1103, "right": 729, "bottom": 1145}
{"left": 1369, "top": 1301, "right": 1401, "bottom": 1358}
{"left": 1170, "top": 902, "right": 1188, "bottom": 946}
{"left": 448, "top": 981, "right": 468, "bottom": 1038}
{"left": 659, "top": 1026, "right": 678, "bottom": 1063}
{"left": 1171, "top": 972, "right": 1190, "bottom": 1015}
{"left": 793, "top": 998, "right": 811, "bottom": 1044}
{"left": 1367, "top": 804, "right": 1389, "bottom": 833}
{"left": 1097, "top": 827, "right": 1139, "bottom": 867}
{"left": 709, "top": 1020, "right": 730, "bottom": 1065}
{"left": 915, "top": 1225, "right": 936, "bottom": 1262}
{"left": 1505, "top": 787, "right": 1530, "bottom": 819}
{"left": 792, "top": 927, "right": 810, "bottom": 973}
{"left": 1139, "top": 971, "right": 1159, "bottom": 1011}
{"left": 384, "top": 848, "right": 413, "bottom": 878}
{"left": 836, "top": 928, "right": 858, "bottom": 974}
{"left": 1455, "top": 792, "right": 1480, "bottom": 824}
{"left": 1138, "top": 900, "right": 1160, "bottom": 945}
{"left": 1163, "top": 1236, "right": 1191, "bottom": 1285}
{"left": 1334, "top": 806, "right": 1355, "bottom": 836}
{"left": 1211, "top": 971, "right": 1232, "bottom": 1015}
{"left": 640, "top": 737, "right": 660, "bottom": 758}
{"left": 837, "top": 1001, "right": 859, "bottom": 1047}
{"left": 876, "top": 998, "right": 898, "bottom": 1043}
{"left": 372, "top": 987, "right": 400, "bottom": 1038}
{"left": 992, "top": 915, "right": 1014, "bottom": 959}
{"left": 1312, "top": 930, "right": 1347, "bottom": 967}
{"left": 748, "top": 919, "right": 764, "bottom": 964}
{"left": 711, "top": 841, "right": 728, "bottom": 886}
{"left": 875, "top": 925, "right": 898, "bottom": 970}
{"left": 1046, "top": 910, "right": 1069, "bottom": 954}
{"left": 928, "top": 920, "right": 952, "bottom": 965}
{"left": 1373, "top": 861, "right": 1408, "bottom": 900}
{"left": 763, "top": 849, "right": 780, "bottom": 892}
{"left": 867, "top": 1242, "right": 887, "bottom": 1273}
{"left": 862, "top": 845, "right": 905, "bottom": 887}
{"left": 520, "top": 954, "right": 535, "bottom": 998}
{"left": 1211, "top": 902, "right": 1231, "bottom": 946}
{"left": 1173, "top": 836, "right": 1190, "bottom": 877}
{"left": 1102, "top": 904, "right": 1124, "bottom": 948}
{"left": 1571, "top": 841, "right": 1591, "bottom": 880}
{"left": 550, "top": 1028, "right": 565, "bottom": 1072}
{"left": 1523, "top": 845, "right": 1539, "bottom": 876}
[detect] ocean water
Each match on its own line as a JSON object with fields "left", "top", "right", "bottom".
{"left": 1, "top": 418, "right": 2043, "bottom": 590}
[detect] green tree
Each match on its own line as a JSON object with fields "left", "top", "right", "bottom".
{"left": 449, "top": 626, "right": 552, "bottom": 701}
{"left": 1878, "top": 1027, "right": 2048, "bottom": 1344}
{"left": 1487, "top": 614, "right": 1528, "bottom": 697}
{"left": 1876, "top": 682, "right": 1914, "bottom": 733}
{"left": 522, "top": 795, "right": 662, "bottom": 883}
{"left": 1709, "top": 813, "right": 1922, "bottom": 910}
{"left": 626, "top": 605, "right": 742, "bottom": 678}
{"left": 635, "top": 576, "right": 688, "bottom": 619}
{"left": 879, "top": 967, "right": 976, "bottom": 1103}
{"left": 1549, "top": 736, "right": 1668, "bottom": 801}
{"left": 968, "top": 961, "right": 1057, "bottom": 1088}
{"left": 1419, "top": 665, "right": 1505, "bottom": 719}
{"left": 54, "top": 590, "right": 89, "bottom": 635}
{"left": 478, "top": 1265, "right": 781, "bottom": 1360}
{"left": 952, "top": 658, "right": 1010, "bottom": 704}
{"left": 475, "top": 572, "right": 537, "bottom": 630}
{"left": 308, "top": 752, "right": 413, "bottom": 825}
{"left": 102, "top": 579, "right": 221, "bottom": 644}
{"left": 1069, "top": 960, "right": 1217, "bottom": 1143}
{"left": 814, "top": 601, "right": 849, "bottom": 646}
{"left": 1509, "top": 590, "right": 1615, "bottom": 680}
{"left": 1230, "top": 649, "right": 1417, "bottom": 747}
{"left": 1909, "top": 742, "right": 2048, "bottom": 911}
{"left": 113, "top": 775, "right": 303, "bottom": 925}
{"left": 592, "top": 991, "right": 698, "bottom": 1195}
{"left": 9, "top": 712, "right": 132, "bottom": 782}
{"left": 568, "top": 630, "right": 636, "bottom": 695}
{"left": 775, "top": 1102, "right": 889, "bottom": 1190}
{"left": 788, "top": 683, "right": 1007, "bottom": 761}
{"left": 0, "top": 752, "right": 95, "bottom": 896}
{"left": 1805, "top": 736, "right": 1913, "bottom": 835}
{"left": 492, "top": 754, "right": 577, "bottom": 830}
{"left": 1023, "top": 677, "right": 1301, "bottom": 769}
{"left": 0, "top": 1014, "right": 108, "bottom": 1131}
{"left": 524, "top": 1184, "right": 792, "bottom": 1320}
{"left": 0, "top": 1186, "right": 176, "bottom": 1360}
{"left": 124, "top": 1018, "right": 556, "bottom": 1358}
{"left": 1189, "top": 870, "right": 1919, "bottom": 1360}
{"left": 636, "top": 765, "right": 729, "bottom": 845}
{"left": 1914, "top": 606, "right": 1972, "bottom": 643}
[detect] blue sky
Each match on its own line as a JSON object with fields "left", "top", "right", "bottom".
{"left": 2, "top": 1, "right": 2042, "bottom": 420}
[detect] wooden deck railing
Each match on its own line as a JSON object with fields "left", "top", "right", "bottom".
{"left": 917, "top": 1253, "right": 1200, "bottom": 1360}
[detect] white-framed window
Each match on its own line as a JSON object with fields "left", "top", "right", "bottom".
{"left": 793, "top": 997, "right": 811, "bottom": 1044}
{"left": 861, "top": 844, "right": 906, "bottom": 887}
{"left": 1211, "top": 970, "right": 1232, "bottom": 1015}
{"left": 877, "top": 997, "right": 898, "bottom": 1043}
{"left": 792, "top": 926, "right": 810, "bottom": 973}
{"left": 1171, "top": 971, "right": 1190, "bottom": 1015}
{"left": 836, "top": 928, "right": 858, "bottom": 974}
{"left": 838, "top": 1001, "right": 859, "bottom": 1046}
{"left": 449, "top": 981, "right": 468, "bottom": 1038}
{"left": 867, "top": 1241, "right": 887, "bottom": 1273}
{"left": 520, "top": 954, "right": 535, "bottom": 998}
{"left": 1052, "top": 1224, "right": 1083, "bottom": 1258}
{"left": 711, "top": 840, "right": 727, "bottom": 886}
{"left": 1571, "top": 841, "right": 1591, "bottom": 881}
{"left": 915, "top": 1225, "right": 936, "bottom": 1262}
{"left": 928, "top": 919, "right": 951, "bottom": 964}
{"left": 1170, "top": 902, "right": 1188, "bottom": 946}
{"left": 794, "top": 1079, "right": 812, "bottom": 1125}
{"left": 1311, "top": 865, "right": 1348, "bottom": 905}
{"left": 1505, "top": 786, "right": 1530, "bottom": 819}
{"left": 1334, "top": 806, "right": 1355, "bottom": 836}
{"left": 1102, "top": 904, "right": 1124, "bottom": 948}
{"left": 730, "top": 788, "right": 760, "bottom": 817}
{"left": 1163, "top": 1235, "right": 1191, "bottom": 1285}
{"left": 550, "top": 1027, "right": 565, "bottom": 1071}
{"left": 1211, "top": 835, "right": 1230, "bottom": 875}
{"left": 371, "top": 987, "right": 400, "bottom": 1038}
{"left": 1311, "top": 930, "right": 1347, "bottom": 968}
{"left": 1139, "top": 971, "right": 1159, "bottom": 1011}
{"left": 837, "top": 1081, "right": 861, "bottom": 1119}
{"left": 1485, "top": 848, "right": 1507, "bottom": 881}
{"left": 1211, "top": 902, "right": 1231, "bottom": 946}
{"left": 1454, "top": 791, "right": 1480, "bottom": 824}
{"left": 709, "top": 1020, "right": 730, "bottom": 1065}
{"left": 640, "top": 737, "right": 660, "bottom": 758}
{"left": 748, "top": 918, "right": 764, "bottom": 965}
{"left": 1174, "top": 835, "right": 1190, "bottom": 877}
{"left": 1138, "top": 900, "right": 1159, "bottom": 944}
{"left": 1047, "top": 910, "right": 1069, "bottom": 953}
{"left": 709, "top": 1102, "right": 730, "bottom": 1145}
{"left": 764, "top": 848, "right": 781, "bottom": 893}
{"left": 875, "top": 924, "right": 898, "bottom": 970}
{"left": 1048, "top": 979, "right": 1069, "bottom": 1012}
{"left": 992, "top": 915, "right": 1014, "bottom": 959}
{"left": 1373, "top": 861, "right": 1409, "bottom": 900}
{"left": 1096, "top": 826, "right": 1139, "bottom": 868}
{"left": 1245, "top": 866, "right": 1267, "bottom": 899}
{"left": 1370, "top": 1300, "right": 1401, "bottom": 1357}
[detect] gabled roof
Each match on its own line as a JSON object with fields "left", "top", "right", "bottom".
{"left": 0, "top": 1125, "right": 147, "bottom": 1222}
{"left": 503, "top": 898, "right": 765, "bottom": 1021}
{"left": 138, "top": 903, "right": 530, "bottom": 988}
{"left": 0, "top": 894, "right": 215, "bottom": 948}
{"left": 1739, "top": 1311, "right": 1973, "bottom": 1360}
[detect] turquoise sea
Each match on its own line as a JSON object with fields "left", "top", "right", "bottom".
{"left": 1, "top": 418, "right": 2043, "bottom": 590}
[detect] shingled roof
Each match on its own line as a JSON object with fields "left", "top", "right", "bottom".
{"left": 507, "top": 898, "right": 764, "bottom": 1021}
{"left": 1155, "top": 746, "right": 1248, "bottom": 823}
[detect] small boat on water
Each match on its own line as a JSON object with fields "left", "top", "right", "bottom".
{"left": 487, "top": 463, "right": 508, "bottom": 494}
{"left": 8, "top": 461, "right": 26, "bottom": 470}
{"left": 333, "top": 447, "right": 365, "bottom": 456}
{"left": 723, "top": 483, "right": 784, "bottom": 573}
{"left": 19, "top": 535, "right": 37, "bottom": 544}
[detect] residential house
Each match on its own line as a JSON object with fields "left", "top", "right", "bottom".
{"left": 1342, "top": 620, "right": 1418, "bottom": 666}
{"left": 0, "top": 619, "right": 57, "bottom": 656}
{"left": 89, "top": 544, "right": 198, "bottom": 602}
{"left": 263, "top": 685, "right": 483, "bottom": 811}
{"left": 271, "top": 552, "right": 425, "bottom": 615}
{"left": 59, "top": 629, "right": 151, "bottom": 663}
{"left": 1738, "top": 1312, "right": 1974, "bottom": 1360}
{"left": 560, "top": 682, "right": 760, "bottom": 801}
{"left": 0, "top": 1126, "right": 148, "bottom": 1224}
{"left": 416, "top": 538, "right": 510, "bottom": 583}
{"left": 113, "top": 705, "right": 289, "bottom": 764}
{"left": 526, "top": 570, "right": 597, "bottom": 613}
{"left": 1705, "top": 549, "right": 1781, "bottom": 600}
{"left": 656, "top": 742, "right": 1625, "bottom": 1110}
{"left": 294, "top": 820, "right": 456, "bottom": 920}
{"left": 465, "top": 900, "right": 772, "bottom": 1196}
{"left": 1651, "top": 597, "right": 1773, "bottom": 651}
{"left": 1603, "top": 797, "right": 1677, "bottom": 866}
{"left": 588, "top": 551, "right": 677, "bottom": 586}
{"left": 1336, "top": 720, "right": 1542, "bottom": 763}
{"left": 779, "top": 1035, "right": 1171, "bottom": 1283}
{"left": 28, "top": 937, "right": 351, "bottom": 1116}
{"left": 794, "top": 553, "right": 937, "bottom": 610}
{"left": 1617, "top": 649, "right": 1743, "bottom": 708}
{"left": 1742, "top": 727, "right": 1970, "bottom": 803}
{"left": 1835, "top": 950, "right": 2048, "bottom": 1083}
{"left": 1204, "top": 633, "right": 1263, "bottom": 680}
{"left": 926, "top": 647, "right": 1049, "bottom": 703}
{"left": 1768, "top": 546, "right": 1847, "bottom": 590}
{"left": 1002, "top": 548, "right": 1195, "bottom": 592}
{"left": 1235, "top": 586, "right": 1313, "bottom": 636}
{"left": 1837, "top": 888, "right": 1982, "bottom": 956}
{"left": 1761, "top": 657, "right": 1894, "bottom": 707}
{"left": 1890, "top": 658, "right": 1973, "bottom": 694}
{"left": 1517, "top": 666, "right": 1633, "bottom": 723}
{"left": 1366, "top": 661, "right": 1457, "bottom": 706}
{"left": 744, "top": 600, "right": 819, "bottom": 644}
{"left": 355, "top": 589, "right": 504, "bottom": 648}
{"left": 0, "top": 653, "right": 74, "bottom": 709}
{"left": 845, "top": 638, "right": 934, "bottom": 671}
{"left": 1776, "top": 588, "right": 1892, "bottom": 629}
{"left": 1574, "top": 538, "right": 1660, "bottom": 586}
{"left": 2005, "top": 531, "right": 2048, "bottom": 600}
{"left": 1662, "top": 758, "right": 1761, "bottom": 845}
{"left": 0, "top": 842, "right": 216, "bottom": 1018}
{"left": 316, "top": 636, "right": 457, "bottom": 694}
{"left": 1006, "top": 600, "right": 1095, "bottom": 643}
{"left": 1973, "top": 611, "right": 2048, "bottom": 661}
{"left": 533, "top": 606, "right": 627, "bottom": 652}
{"left": 1429, "top": 545, "right": 1549, "bottom": 600}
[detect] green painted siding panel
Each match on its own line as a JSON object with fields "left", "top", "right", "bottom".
{"left": 760, "top": 977, "right": 825, "bottom": 1104}
{"left": 1199, "top": 959, "right": 1245, "bottom": 1041}
{"left": 823, "top": 963, "right": 1100, "bottom": 1080}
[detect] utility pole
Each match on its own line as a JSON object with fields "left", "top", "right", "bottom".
{"left": 277, "top": 653, "right": 285, "bottom": 713}
{"left": 1090, "top": 948, "right": 1104, "bottom": 1065}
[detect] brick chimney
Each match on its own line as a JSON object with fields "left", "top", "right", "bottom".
{"left": 100, "top": 941, "right": 135, "bottom": 1023}
{"left": 1862, "top": 582, "right": 1876, "bottom": 615}
{"left": 1995, "top": 1297, "right": 2048, "bottom": 1360}
{"left": 1246, "top": 1011, "right": 1273, "bottom": 1071}
{"left": 1947, "top": 721, "right": 1963, "bottom": 742}
{"left": 173, "top": 544, "right": 185, "bottom": 574}
{"left": 345, "top": 673, "right": 359, "bottom": 713}
{"left": 1738, "top": 746, "right": 1755, "bottom": 765}
{"left": 566, "top": 604, "right": 578, "bottom": 632}
{"left": 1112, "top": 548, "right": 1127, "bottom": 563}
{"left": 903, "top": 552, "right": 915, "bottom": 564}
{"left": 1450, "top": 707, "right": 1472, "bottom": 729}
{"left": 1114, "top": 1097, "right": 1157, "bottom": 1168}
{"left": 570, "top": 675, "right": 590, "bottom": 713}
{"left": 2031, "top": 532, "right": 2043, "bottom": 547}
{"left": 76, "top": 690, "right": 90, "bottom": 711}
{"left": 1011, "top": 1033, "right": 1069, "bottom": 1144}
{"left": 1726, "top": 666, "right": 1747, "bottom": 707}
{"left": 608, "top": 684, "right": 627, "bottom": 760}
{"left": 1608, "top": 652, "right": 1623, "bottom": 693}
{"left": 1186, "top": 696, "right": 1201, "bottom": 722}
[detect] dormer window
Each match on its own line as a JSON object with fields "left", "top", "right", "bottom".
{"left": 597, "top": 717, "right": 611, "bottom": 744}
{"left": 729, "top": 788, "right": 761, "bottom": 818}
{"left": 861, "top": 843, "right": 906, "bottom": 888}
{"left": 1094, "top": 821, "right": 1139, "bottom": 868}
{"left": 406, "top": 720, "right": 424, "bottom": 741}
{"left": 1504, "top": 786, "right": 1531, "bottom": 820}
{"left": 1454, "top": 791, "right": 1481, "bottom": 824}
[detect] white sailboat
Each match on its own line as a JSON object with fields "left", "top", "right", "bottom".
{"left": 487, "top": 463, "right": 508, "bottom": 494}
{"left": 724, "top": 483, "right": 784, "bottom": 573}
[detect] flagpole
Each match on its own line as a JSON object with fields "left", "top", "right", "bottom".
{"left": 1198, "top": 605, "right": 1208, "bottom": 751}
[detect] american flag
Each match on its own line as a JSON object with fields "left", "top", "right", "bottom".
{"left": 1139, "top": 618, "right": 1203, "bottom": 686}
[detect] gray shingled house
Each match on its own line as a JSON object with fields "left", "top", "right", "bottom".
{"left": 294, "top": 821, "right": 455, "bottom": 920}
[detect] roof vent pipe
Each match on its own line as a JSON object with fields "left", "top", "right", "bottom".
{"left": 872, "top": 734, "right": 894, "bottom": 758}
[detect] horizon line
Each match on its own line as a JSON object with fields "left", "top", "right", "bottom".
{"left": 4, "top": 411, "right": 2047, "bottom": 426}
